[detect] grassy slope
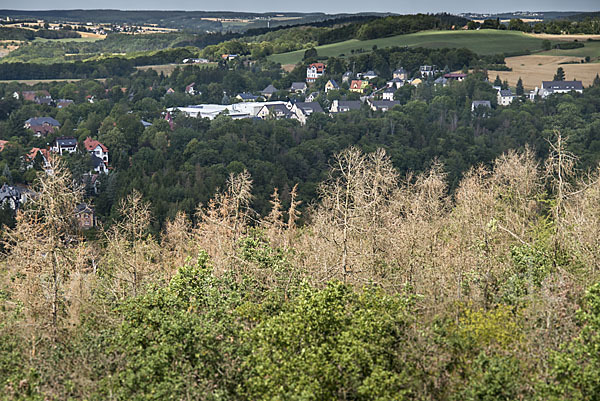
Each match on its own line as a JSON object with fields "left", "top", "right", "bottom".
{"left": 538, "top": 40, "right": 600, "bottom": 59}
{"left": 269, "top": 30, "right": 546, "bottom": 65}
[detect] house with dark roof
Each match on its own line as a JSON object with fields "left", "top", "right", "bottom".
{"left": 497, "top": 89, "right": 515, "bottom": 106}
{"left": 291, "top": 101, "right": 324, "bottom": 125}
{"left": 15, "top": 90, "right": 52, "bottom": 104}
{"left": 382, "top": 87, "right": 396, "bottom": 101}
{"left": 393, "top": 68, "right": 408, "bottom": 80}
{"left": 362, "top": 71, "right": 378, "bottom": 80}
{"left": 257, "top": 103, "right": 292, "bottom": 120}
{"left": 306, "top": 91, "right": 320, "bottom": 102}
{"left": 329, "top": 100, "right": 362, "bottom": 114}
{"left": 419, "top": 65, "right": 438, "bottom": 78}
{"left": 387, "top": 77, "right": 404, "bottom": 89}
{"left": 51, "top": 137, "right": 78, "bottom": 155}
{"left": 261, "top": 84, "right": 278, "bottom": 99}
{"left": 325, "top": 79, "right": 339, "bottom": 93}
{"left": 471, "top": 100, "right": 492, "bottom": 112}
{"left": 0, "top": 184, "right": 28, "bottom": 210}
{"left": 24, "top": 117, "right": 61, "bottom": 137}
{"left": 369, "top": 100, "right": 400, "bottom": 112}
{"left": 342, "top": 71, "right": 353, "bottom": 83}
{"left": 538, "top": 80, "right": 584, "bottom": 98}
{"left": 236, "top": 92, "right": 259, "bottom": 102}
{"left": 56, "top": 99, "right": 74, "bottom": 109}
{"left": 290, "top": 82, "right": 308, "bottom": 94}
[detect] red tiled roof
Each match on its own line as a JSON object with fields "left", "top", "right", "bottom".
{"left": 28, "top": 125, "right": 56, "bottom": 135}
{"left": 28, "top": 147, "right": 50, "bottom": 161}
{"left": 83, "top": 137, "right": 108, "bottom": 153}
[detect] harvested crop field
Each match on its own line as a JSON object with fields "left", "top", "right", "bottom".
{"left": 488, "top": 55, "right": 600, "bottom": 90}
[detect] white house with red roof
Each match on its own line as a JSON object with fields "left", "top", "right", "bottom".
{"left": 83, "top": 137, "right": 109, "bottom": 174}
{"left": 306, "top": 63, "right": 326, "bottom": 83}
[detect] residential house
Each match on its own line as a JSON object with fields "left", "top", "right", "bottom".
{"left": 306, "top": 91, "right": 320, "bottom": 102}
{"left": 392, "top": 68, "right": 408, "bottom": 80}
{"left": 15, "top": 90, "right": 52, "bottom": 104}
{"left": 56, "top": 99, "right": 74, "bottom": 108}
{"left": 141, "top": 120, "right": 153, "bottom": 128}
{"left": 362, "top": 71, "right": 377, "bottom": 80}
{"left": 536, "top": 80, "right": 584, "bottom": 98}
{"left": 51, "top": 137, "right": 77, "bottom": 155}
{"left": 83, "top": 137, "right": 109, "bottom": 173}
{"left": 290, "top": 82, "right": 308, "bottom": 94}
{"left": 261, "top": 84, "right": 278, "bottom": 99}
{"left": 410, "top": 78, "right": 423, "bottom": 86}
{"left": 291, "top": 102, "right": 324, "bottom": 125}
{"left": 185, "top": 82, "right": 196, "bottom": 95}
{"left": 350, "top": 80, "right": 369, "bottom": 93}
{"left": 471, "top": 100, "right": 492, "bottom": 112}
{"left": 434, "top": 77, "right": 448, "bottom": 86}
{"left": 497, "top": 89, "right": 515, "bottom": 106}
{"left": 0, "top": 140, "right": 8, "bottom": 152}
{"left": 306, "top": 63, "right": 326, "bottom": 83}
{"left": 221, "top": 54, "right": 238, "bottom": 61}
{"left": 419, "top": 65, "right": 438, "bottom": 78}
{"left": 24, "top": 117, "right": 61, "bottom": 137}
{"left": 329, "top": 100, "right": 362, "bottom": 114}
{"left": 369, "top": 100, "right": 400, "bottom": 112}
{"left": 444, "top": 73, "right": 467, "bottom": 81}
{"left": 382, "top": 87, "right": 396, "bottom": 101}
{"left": 166, "top": 88, "right": 175, "bottom": 95}
{"left": 342, "top": 71, "right": 353, "bottom": 83}
{"left": 387, "top": 77, "right": 404, "bottom": 89}
{"left": 236, "top": 92, "right": 259, "bottom": 102}
{"left": 75, "top": 203, "right": 96, "bottom": 229}
{"left": 26, "top": 148, "right": 51, "bottom": 170}
{"left": 257, "top": 103, "right": 292, "bottom": 119}
{"left": 325, "top": 79, "right": 339, "bottom": 93}
{"left": 0, "top": 184, "right": 28, "bottom": 210}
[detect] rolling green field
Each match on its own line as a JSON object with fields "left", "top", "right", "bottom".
{"left": 33, "top": 36, "right": 104, "bottom": 43}
{"left": 539, "top": 40, "right": 600, "bottom": 59}
{"left": 269, "top": 30, "right": 547, "bottom": 65}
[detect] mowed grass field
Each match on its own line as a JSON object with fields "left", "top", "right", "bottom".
{"left": 269, "top": 30, "right": 547, "bottom": 65}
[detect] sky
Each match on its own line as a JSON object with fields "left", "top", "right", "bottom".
{"left": 0, "top": 0, "right": 598, "bottom": 14}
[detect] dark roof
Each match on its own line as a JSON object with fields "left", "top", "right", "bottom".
{"left": 295, "top": 101, "right": 324, "bottom": 114}
{"left": 384, "top": 87, "right": 396, "bottom": 93}
{"left": 237, "top": 92, "right": 258, "bottom": 100}
{"left": 261, "top": 84, "right": 278, "bottom": 94}
{"left": 371, "top": 100, "right": 400, "bottom": 109}
{"left": 327, "top": 79, "right": 339, "bottom": 88}
{"left": 334, "top": 100, "right": 362, "bottom": 111}
{"left": 393, "top": 67, "right": 407, "bottom": 73}
{"left": 55, "top": 137, "right": 77, "bottom": 147}
{"left": 542, "top": 80, "right": 584, "bottom": 90}
{"left": 472, "top": 100, "right": 492, "bottom": 108}
{"left": 25, "top": 117, "right": 60, "bottom": 127}
{"left": 266, "top": 104, "right": 292, "bottom": 117}
{"left": 499, "top": 89, "right": 514, "bottom": 97}
{"left": 290, "top": 82, "right": 307, "bottom": 90}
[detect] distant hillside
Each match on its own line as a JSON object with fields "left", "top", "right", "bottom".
{"left": 0, "top": 10, "right": 386, "bottom": 32}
